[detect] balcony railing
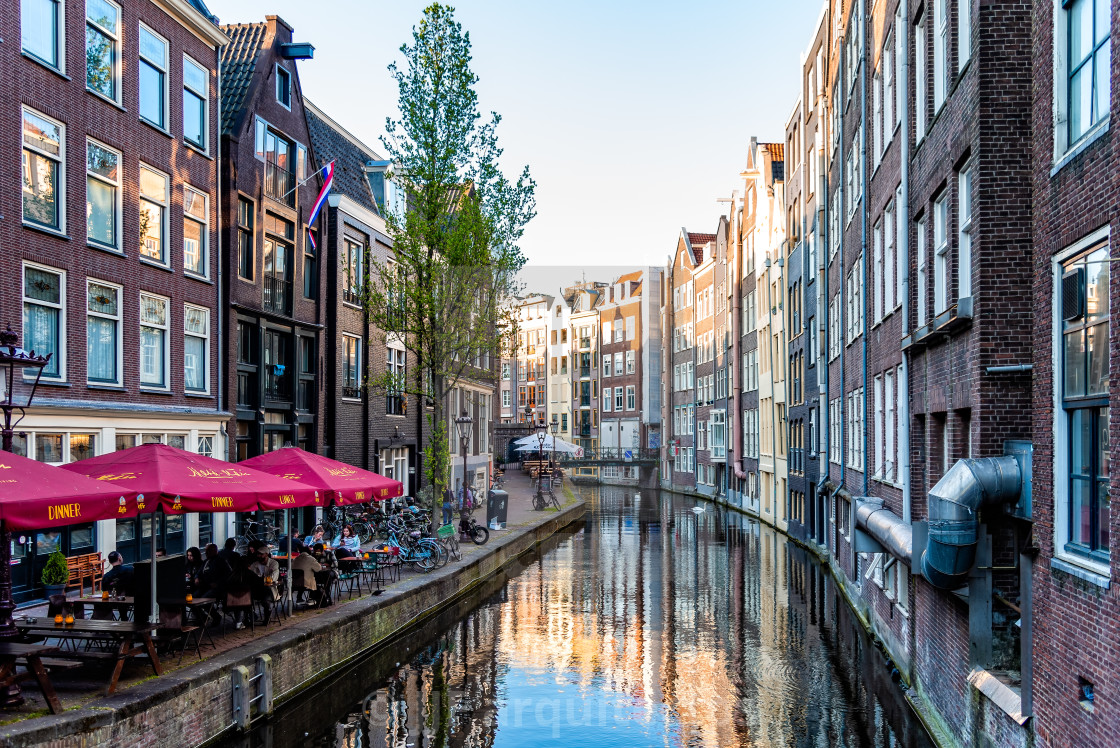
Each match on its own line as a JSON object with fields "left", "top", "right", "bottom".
{"left": 342, "top": 385, "right": 363, "bottom": 400}
{"left": 580, "top": 366, "right": 591, "bottom": 379}
{"left": 265, "top": 161, "right": 295, "bottom": 207}
{"left": 579, "top": 395, "right": 591, "bottom": 407}
{"left": 263, "top": 274, "right": 293, "bottom": 316}
{"left": 264, "top": 372, "right": 290, "bottom": 401}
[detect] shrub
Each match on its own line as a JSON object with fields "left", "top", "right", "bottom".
{"left": 41, "top": 550, "right": 68, "bottom": 586}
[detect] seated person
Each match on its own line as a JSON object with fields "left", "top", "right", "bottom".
{"left": 218, "top": 537, "right": 239, "bottom": 567}
{"left": 311, "top": 542, "right": 328, "bottom": 562}
{"left": 277, "top": 530, "right": 304, "bottom": 555}
{"left": 184, "top": 546, "right": 205, "bottom": 593}
{"left": 224, "top": 556, "right": 265, "bottom": 628}
{"left": 332, "top": 525, "right": 361, "bottom": 560}
{"left": 247, "top": 541, "right": 281, "bottom": 601}
{"left": 102, "top": 551, "right": 135, "bottom": 597}
{"left": 292, "top": 548, "right": 323, "bottom": 604}
{"left": 304, "top": 525, "right": 328, "bottom": 549}
{"left": 199, "top": 543, "right": 231, "bottom": 599}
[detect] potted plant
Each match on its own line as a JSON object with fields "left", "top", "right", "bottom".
{"left": 41, "top": 550, "right": 68, "bottom": 598}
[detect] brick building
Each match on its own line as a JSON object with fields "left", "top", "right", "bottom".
{"left": 1029, "top": 0, "right": 1117, "bottom": 742}
{"left": 566, "top": 282, "right": 606, "bottom": 481}
{"left": 303, "top": 101, "right": 421, "bottom": 495}
{"left": 662, "top": 230, "right": 704, "bottom": 490}
{"left": 0, "top": 0, "right": 227, "bottom": 590}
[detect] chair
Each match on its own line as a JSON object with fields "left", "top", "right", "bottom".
{"left": 157, "top": 606, "right": 201, "bottom": 664}
{"left": 222, "top": 587, "right": 254, "bottom": 633}
{"left": 335, "top": 560, "right": 360, "bottom": 600}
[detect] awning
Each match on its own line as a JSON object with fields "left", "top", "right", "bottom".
{"left": 0, "top": 452, "right": 142, "bottom": 530}
{"left": 61, "top": 444, "right": 322, "bottom": 513}
{"left": 240, "top": 447, "right": 403, "bottom": 506}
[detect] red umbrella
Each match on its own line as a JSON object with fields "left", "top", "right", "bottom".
{"left": 240, "top": 447, "right": 404, "bottom": 506}
{"left": 0, "top": 451, "right": 142, "bottom": 530}
{"left": 61, "top": 444, "right": 323, "bottom": 513}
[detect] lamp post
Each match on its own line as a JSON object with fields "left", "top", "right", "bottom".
{"left": 455, "top": 411, "right": 474, "bottom": 515}
{"left": 534, "top": 427, "right": 547, "bottom": 504}
{"left": 549, "top": 415, "right": 559, "bottom": 472}
{"left": 0, "top": 327, "right": 50, "bottom": 705}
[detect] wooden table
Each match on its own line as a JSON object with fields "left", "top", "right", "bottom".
{"left": 15, "top": 619, "right": 161, "bottom": 694}
{"left": 0, "top": 642, "right": 63, "bottom": 714}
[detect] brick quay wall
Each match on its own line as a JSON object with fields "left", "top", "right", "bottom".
{"left": 0, "top": 500, "right": 588, "bottom": 748}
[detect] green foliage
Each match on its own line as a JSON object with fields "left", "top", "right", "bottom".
{"left": 41, "top": 550, "right": 68, "bottom": 586}
{"left": 363, "top": 3, "right": 535, "bottom": 500}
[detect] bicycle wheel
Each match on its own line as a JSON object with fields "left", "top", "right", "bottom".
{"left": 469, "top": 524, "right": 489, "bottom": 545}
{"left": 415, "top": 540, "right": 440, "bottom": 572}
{"left": 354, "top": 522, "right": 373, "bottom": 544}
{"left": 445, "top": 535, "right": 462, "bottom": 562}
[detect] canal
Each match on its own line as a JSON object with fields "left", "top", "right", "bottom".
{"left": 222, "top": 485, "right": 933, "bottom": 748}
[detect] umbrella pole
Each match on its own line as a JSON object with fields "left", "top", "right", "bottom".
{"left": 149, "top": 509, "right": 159, "bottom": 625}
{"left": 285, "top": 509, "right": 292, "bottom": 616}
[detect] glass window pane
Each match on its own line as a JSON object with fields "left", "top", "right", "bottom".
{"left": 1093, "top": 42, "right": 1110, "bottom": 126}
{"left": 87, "top": 177, "right": 116, "bottom": 246}
{"left": 140, "top": 201, "right": 163, "bottom": 261}
{"left": 69, "top": 434, "right": 96, "bottom": 462}
{"left": 141, "top": 296, "right": 166, "bottom": 326}
{"left": 1070, "top": 65, "right": 1092, "bottom": 140}
{"left": 115, "top": 434, "right": 135, "bottom": 451}
{"left": 1071, "top": 409, "right": 1092, "bottom": 474}
{"left": 87, "top": 282, "right": 117, "bottom": 315}
{"left": 1071, "top": 476, "right": 1092, "bottom": 545}
{"left": 35, "top": 433, "right": 62, "bottom": 463}
{"left": 86, "top": 142, "right": 118, "bottom": 181}
{"left": 22, "top": 0, "right": 60, "bottom": 66}
{"left": 1070, "top": 0, "right": 1094, "bottom": 64}
{"left": 167, "top": 434, "right": 185, "bottom": 450}
{"left": 1064, "top": 330, "right": 1086, "bottom": 397}
{"left": 139, "top": 27, "right": 164, "bottom": 64}
{"left": 116, "top": 520, "right": 135, "bottom": 543}
{"left": 184, "top": 90, "right": 204, "bottom": 146}
{"left": 184, "top": 218, "right": 204, "bottom": 274}
{"left": 184, "top": 188, "right": 206, "bottom": 221}
{"left": 23, "top": 305, "right": 59, "bottom": 377}
{"left": 140, "top": 328, "right": 165, "bottom": 386}
{"left": 1087, "top": 321, "right": 1108, "bottom": 396}
{"left": 142, "top": 434, "right": 162, "bottom": 444}
{"left": 139, "top": 167, "right": 167, "bottom": 201}
{"left": 22, "top": 110, "right": 61, "bottom": 155}
{"left": 24, "top": 266, "right": 60, "bottom": 304}
{"left": 22, "top": 150, "right": 59, "bottom": 228}
{"left": 1100, "top": 407, "right": 1111, "bottom": 479}
{"left": 185, "top": 335, "right": 205, "bottom": 390}
{"left": 87, "top": 0, "right": 117, "bottom": 33}
{"left": 87, "top": 315, "right": 117, "bottom": 382}
{"left": 139, "top": 62, "right": 164, "bottom": 126}
{"left": 85, "top": 25, "right": 115, "bottom": 98}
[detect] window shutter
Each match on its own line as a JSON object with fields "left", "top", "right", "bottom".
{"left": 1062, "top": 267, "right": 1085, "bottom": 321}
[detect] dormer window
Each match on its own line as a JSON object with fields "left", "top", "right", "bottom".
{"left": 276, "top": 64, "right": 291, "bottom": 108}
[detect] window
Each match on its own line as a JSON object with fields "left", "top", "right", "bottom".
{"left": 614, "top": 352, "right": 623, "bottom": 376}
{"left": 846, "top": 261, "right": 863, "bottom": 342}
{"left": 873, "top": 220, "right": 883, "bottom": 322}
{"left": 601, "top": 321, "right": 611, "bottom": 341}
{"left": 1064, "top": 0, "right": 1111, "bottom": 146}
{"left": 387, "top": 346, "right": 405, "bottom": 414}
{"left": 626, "top": 316, "right": 635, "bottom": 340}
{"left": 276, "top": 65, "right": 292, "bottom": 108}
{"left": 958, "top": 165, "right": 973, "bottom": 299}
{"left": 873, "top": 69, "right": 882, "bottom": 164}
{"left": 830, "top": 397, "right": 842, "bottom": 464}
{"left": 22, "top": 107, "right": 65, "bottom": 232}
{"left": 916, "top": 11, "right": 927, "bottom": 136}
{"left": 848, "top": 388, "right": 865, "bottom": 470}
{"left": 884, "top": 35, "right": 895, "bottom": 138}
{"left": 86, "top": 280, "right": 121, "bottom": 385}
{"left": 501, "top": 363, "right": 510, "bottom": 380}
{"left": 602, "top": 354, "right": 611, "bottom": 377}
{"left": 603, "top": 387, "right": 612, "bottom": 412}
{"left": 502, "top": 389, "right": 511, "bottom": 408}
{"left": 874, "top": 375, "right": 884, "bottom": 478}
{"left": 885, "top": 368, "right": 896, "bottom": 482}
{"left": 711, "top": 410, "right": 726, "bottom": 459}
{"left": 139, "top": 165, "right": 169, "bottom": 264}
{"left": 238, "top": 197, "right": 255, "bottom": 280}
{"left": 916, "top": 217, "right": 928, "bottom": 326}
{"left": 1060, "top": 242, "right": 1110, "bottom": 560}
{"left": 139, "top": 293, "right": 169, "bottom": 389}
{"left": 304, "top": 229, "right": 317, "bottom": 300}
{"left": 86, "top": 139, "right": 120, "bottom": 250}
{"left": 934, "top": 0, "right": 948, "bottom": 110}
{"left": 626, "top": 385, "right": 636, "bottom": 411}
{"left": 139, "top": 25, "right": 168, "bottom": 130}
{"left": 86, "top": 0, "right": 120, "bottom": 101}
{"left": 958, "top": 0, "right": 972, "bottom": 71}
{"left": 934, "top": 194, "right": 949, "bottom": 314}
{"left": 197, "top": 435, "right": 214, "bottom": 458}
{"left": 184, "top": 305, "right": 209, "bottom": 393}
{"left": 615, "top": 386, "right": 624, "bottom": 411}
{"left": 884, "top": 201, "right": 896, "bottom": 312}
{"left": 183, "top": 56, "right": 208, "bottom": 150}
{"left": 23, "top": 264, "right": 64, "bottom": 380}
{"left": 343, "top": 238, "right": 362, "bottom": 304}
{"left": 342, "top": 336, "right": 362, "bottom": 398}
{"left": 23, "top": 0, "right": 64, "bottom": 70}
{"left": 183, "top": 186, "right": 208, "bottom": 277}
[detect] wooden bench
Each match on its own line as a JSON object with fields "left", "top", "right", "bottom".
{"left": 65, "top": 553, "right": 104, "bottom": 595}
{"left": 0, "top": 642, "right": 64, "bottom": 714}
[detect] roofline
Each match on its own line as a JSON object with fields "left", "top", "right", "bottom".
{"left": 305, "top": 99, "right": 385, "bottom": 163}
{"left": 327, "top": 193, "right": 388, "bottom": 238}
{"left": 152, "top": 0, "right": 228, "bottom": 47}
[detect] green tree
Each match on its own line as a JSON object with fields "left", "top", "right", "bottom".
{"left": 364, "top": 4, "right": 534, "bottom": 509}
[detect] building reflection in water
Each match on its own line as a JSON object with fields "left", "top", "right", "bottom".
{"left": 230, "top": 485, "right": 931, "bottom": 748}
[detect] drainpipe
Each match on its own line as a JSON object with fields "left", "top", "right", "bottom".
{"left": 899, "top": 3, "right": 912, "bottom": 524}
{"left": 860, "top": 0, "right": 870, "bottom": 497}
{"left": 215, "top": 43, "right": 224, "bottom": 427}
{"left": 732, "top": 204, "right": 747, "bottom": 485}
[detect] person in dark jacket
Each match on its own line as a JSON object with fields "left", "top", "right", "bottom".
{"left": 199, "top": 543, "right": 231, "bottom": 599}
{"left": 184, "top": 546, "right": 205, "bottom": 593}
{"left": 218, "top": 538, "right": 239, "bottom": 567}
{"left": 102, "top": 551, "right": 135, "bottom": 596}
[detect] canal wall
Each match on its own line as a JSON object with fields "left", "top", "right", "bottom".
{"left": 0, "top": 500, "right": 588, "bottom": 748}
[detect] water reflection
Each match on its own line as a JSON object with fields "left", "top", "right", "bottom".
{"left": 224, "top": 486, "right": 931, "bottom": 748}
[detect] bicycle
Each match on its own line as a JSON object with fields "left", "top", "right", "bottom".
{"left": 386, "top": 518, "right": 443, "bottom": 572}
{"left": 459, "top": 513, "right": 489, "bottom": 545}
{"left": 233, "top": 517, "right": 281, "bottom": 553}
{"left": 436, "top": 523, "right": 463, "bottom": 562}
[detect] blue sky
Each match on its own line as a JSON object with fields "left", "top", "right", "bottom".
{"left": 208, "top": 0, "right": 825, "bottom": 283}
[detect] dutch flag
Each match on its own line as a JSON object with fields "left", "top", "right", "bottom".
{"left": 307, "top": 160, "right": 335, "bottom": 250}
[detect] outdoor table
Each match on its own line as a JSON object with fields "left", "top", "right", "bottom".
{"left": 159, "top": 597, "right": 218, "bottom": 639}
{"left": 74, "top": 595, "right": 134, "bottom": 621}
{"left": 0, "top": 642, "right": 63, "bottom": 714}
{"left": 14, "top": 619, "right": 161, "bottom": 694}
{"left": 355, "top": 556, "right": 385, "bottom": 594}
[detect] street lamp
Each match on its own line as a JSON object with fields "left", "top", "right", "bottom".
{"left": 534, "top": 425, "right": 547, "bottom": 504}
{"left": 0, "top": 326, "right": 50, "bottom": 703}
{"left": 455, "top": 411, "right": 474, "bottom": 514}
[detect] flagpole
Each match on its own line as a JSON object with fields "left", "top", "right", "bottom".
{"left": 280, "top": 160, "right": 335, "bottom": 202}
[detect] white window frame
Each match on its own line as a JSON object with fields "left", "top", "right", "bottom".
{"left": 934, "top": 0, "right": 948, "bottom": 110}
{"left": 885, "top": 368, "right": 896, "bottom": 483}
{"left": 615, "top": 387, "right": 624, "bottom": 411}
{"left": 502, "top": 389, "right": 511, "bottom": 408}
{"left": 275, "top": 63, "right": 292, "bottom": 110}
{"left": 874, "top": 375, "right": 884, "bottom": 477}
{"left": 21, "top": 106, "right": 66, "bottom": 234}
{"left": 138, "top": 23, "right": 170, "bottom": 132}
{"left": 602, "top": 386, "right": 612, "bottom": 413}
{"left": 85, "top": 137, "right": 121, "bottom": 252}
{"left": 22, "top": 0, "right": 66, "bottom": 72}
{"left": 22, "top": 261, "right": 66, "bottom": 382}
{"left": 85, "top": 0, "right": 122, "bottom": 104}
{"left": 917, "top": 217, "right": 928, "bottom": 326}
{"left": 958, "top": 0, "right": 972, "bottom": 71}
{"left": 916, "top": 11, "right": 928, "bottom": 137}
{"left": 183, "top": 54, "right": 210, "bottom": 153}
{"left": 614, "top": 352, "right": 623, "bottom": 376}
{"left": 884, "top": 34, "right": 895, "bottom": 140}
{"left": 1053, "top": 0, "right": 1112, "bottom": 159}
{"left": 139, "top": 292, "right": 170, "bottom": 391}
{"left": 934, "top": 194, "right": 949, "bottom": 314}
{"left": 183, "top": 304, "right": 210, "bottom": 394}
{"left": 625, "top": 385, "right": 635, "bottom": 411}
{"left": 873, "top": 68, "right": 882, "bottom": 165}
{"left": 873, "top": 220, "right": 884, "bottom": 323}
{"left": 958, "top": 164, "right": 973, "bottom": 300}
{"left": 139, "top": 163, "right": 170, "bottom": 267}
{"left": 183, "top": 185, "right": 209, "bottom": 279}
{"left": 86, "top": 278, "right": 122, "bottom": 386}
{"left": 602, "top": 353, "right": 611, "bottom": 377}
{"left": 626, "top": 350, "right": 635, "bottom": 374}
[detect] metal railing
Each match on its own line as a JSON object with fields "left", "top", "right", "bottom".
{"left": 561, "top": 447, "right": 659, "bottom": 463}
{"left": 263, "top": 274, "right": 292, "bottom": 315}
{"left": 264, "top": 373, "right": 290, "bottom": 401}
{"left": 265, "top": 161, "right": 295, "bottom": 207}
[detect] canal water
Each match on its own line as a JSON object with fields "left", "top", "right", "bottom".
{"left": 222, "top": 485, "right": 932, "bottom": 748}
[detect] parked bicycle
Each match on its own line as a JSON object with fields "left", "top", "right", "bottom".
{"left": 233, "top": 517, "right": 281, "bottom": 553}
